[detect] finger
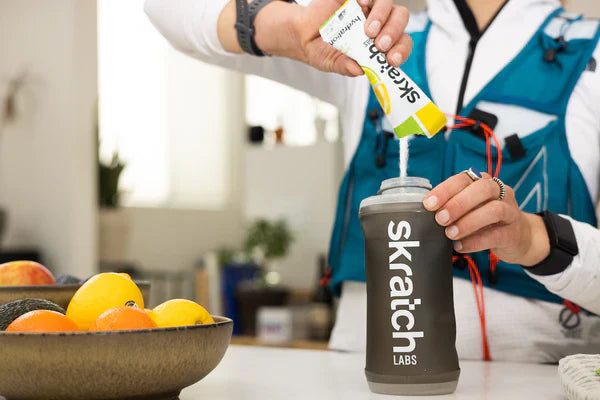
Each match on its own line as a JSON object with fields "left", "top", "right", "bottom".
{"left": 364, "top": 0, "right": 393, "bottom": 38}
{"left": 329, "top": 50, "right": 364, "bottom": 76}
{"left": 454, "top": 226, "right": 508, "bottom": 254}
{"left": 376, "top": 6, "right": 409, "bottom": 52}
{"left": 357, "top": 0, "right": 373, "bottom": 7}
{"left": 423, "top": 170, "right": 492, "bottom": 211}
{"left": 340, "top": 58, "right": 364, "bottom": 76}
{"left": 317, "top": 43, "right": 364, "bottom": 76}
{"left": 423, "top": 172, "right": 473, "bottom": 212}
{"left": 445, "top": 200, "right": 514, "bottom": 240}
{"left": 503, "top": 183, "right": 516, "bottom": 204}
{"left": 434, "top": 177, "right": 503, "bottom": 226}
{"left": 386, "top": 33, "right": 412, "bottom": 66}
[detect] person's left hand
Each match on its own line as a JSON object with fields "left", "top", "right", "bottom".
{"left": 422, "top": 171, "right": 551, "bottom": 266}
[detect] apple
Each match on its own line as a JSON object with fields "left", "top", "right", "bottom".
{"left": 0, "top": 261, "right": 56, "bottom": 286}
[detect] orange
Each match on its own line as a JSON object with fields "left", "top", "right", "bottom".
{"left": 89, "top": 306, "right": 157, "bottom": 331}
{"left": 6, "top": 310, "right": 79, "bottom": 332}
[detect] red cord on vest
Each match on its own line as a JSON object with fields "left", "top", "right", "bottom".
{"left": 445, "top": 114, "right": 503, "bottom": 177}
{"left": 446, "top": 114, "right": 502, "bottom": 361}
{"left": 319, "top": 268, "right": 332, "bottom": 287}
{"left": 454, "top": 254, "right": 491, "bottom": 361}
{"left": 489, "top": 251, "right": 500, "bottom": 274}
{"left": 563, "top": 299, "right": 581, "bottom": 314}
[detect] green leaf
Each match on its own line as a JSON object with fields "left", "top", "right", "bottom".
{"left": 596, "top": 367, "right": 600, "bottom": 376}
{"left": 98, "top": 151, "right": 126, "bottom": 208}
{"left": 243, "top": 218, "right": 294, "bottom": 261}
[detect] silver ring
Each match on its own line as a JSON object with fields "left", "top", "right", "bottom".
{"left": 492, "top": 177, "right": 506, "bottom": 200}
{"left": 462, "top": 167, "right": 483, "bottom": 182}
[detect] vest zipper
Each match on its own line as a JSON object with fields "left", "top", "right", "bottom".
{"left": 455, "top": 37, "right": 479, "bottom": 115}
{"left": 453, "top": 0, "right": 511, "bottom": 115}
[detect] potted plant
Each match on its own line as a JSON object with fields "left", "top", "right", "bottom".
{"left": 99, "top": 152, "right": 125, "bottom": 208}
{"left": 0, "top": 72, "right": 30, "bottom": 249}
{"left": 96, "top": 100, "right": 129, "bottom": 262}
{"left": 243, "top": 218, "right": 294, "bottom": 285}
{"left": 234, "top": 219, "right": 294, "bottom": 336}
{"left": 98, "top": 150, "right": 130, "bottom": 262}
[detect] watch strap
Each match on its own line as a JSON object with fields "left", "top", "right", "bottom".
{"left": 249, "top": 0, "right": 278, "bottom": 29}
{"left": 234, "top": 0, "right": 258, "bottom": 56}
{"left": 527, "top": 211, "right": 579, "bottom": 276}
{"left": 236, "top": 0, "right": 293, "bottom": 56}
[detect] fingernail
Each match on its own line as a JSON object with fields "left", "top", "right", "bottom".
{"left": 446, "top": 225, "right": 459, "bottom": 239}
{"left": 379, "top": 35, "right": 392, "bottom": 51}
{"left": 423, "top": 196, "right": 438, "bottom": 209}
{"left": 390, "top": 53, "right": 403, "bottom": 66}
{"left": 454, "top": 241, "right": 463, "bottom": 251}
{"left": 368, "top": 20, "right": 381, "bottom": 36}
{"left": 436, "top": 209, "right": 450, "bottom": 225}
{"left": 349, "top": 62, "right": 363, "bottom": 76}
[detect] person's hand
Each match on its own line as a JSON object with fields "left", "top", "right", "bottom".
{"left": 422, "top": 172, "right": 551, "bottom": 266}
{"left": 253, "top": 0, "right": 412, "bottom": 76}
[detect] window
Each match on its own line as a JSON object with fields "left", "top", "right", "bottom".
{"left": 245, "top": 75, "right": 339, "bottom": 146}
{"left": 98, "top": 0, "right": 233, "bottom": 209}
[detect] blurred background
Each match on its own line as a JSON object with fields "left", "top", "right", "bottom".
{"left": 0, "top": 0, "right": 598, "bottom": 347}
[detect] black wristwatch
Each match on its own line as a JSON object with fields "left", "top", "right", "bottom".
{"left": 235, "top": 0, "right": 296, "bottom": 57}
{"left": 526, "top": 210, "right": 579, "bottom": 276}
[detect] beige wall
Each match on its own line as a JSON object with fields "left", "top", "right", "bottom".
{"left": 566, "top": 0, "right": 600, "bottom": 17}
{"left": 0, "top": 1, "right": 97, "bottom": 277}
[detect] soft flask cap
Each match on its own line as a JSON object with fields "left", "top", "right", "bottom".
{"left": 378, "top": 177, "right": 432, "bottom": 195}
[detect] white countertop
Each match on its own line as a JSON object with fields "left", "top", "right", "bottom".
{"left": 181, "top": 345, "right": 566, "bottom": 399}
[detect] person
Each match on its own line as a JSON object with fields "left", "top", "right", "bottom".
{"left": 144, "top": 0, "right": 600, "bottom": 362}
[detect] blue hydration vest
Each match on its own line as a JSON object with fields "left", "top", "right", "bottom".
{"left": 328, "top": 9, "right": 600, "bottom": 304}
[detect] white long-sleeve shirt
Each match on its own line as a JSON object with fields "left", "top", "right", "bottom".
{"left": 145, "top": 0, "right": 600, "bottom": 361}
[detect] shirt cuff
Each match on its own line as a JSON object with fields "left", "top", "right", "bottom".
{"left": 524, "top": 215, "right": 600, "bottom": 313}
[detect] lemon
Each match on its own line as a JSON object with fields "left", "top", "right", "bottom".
{"left": 144, "top": 308, "right": 157, "bottom": 324}
{"left": 362, "top": 66, "right": 391, "bottom": 115}
{"left": 362, "top": 66, "right": 380, "bottom": 86}
{"left": 66, "top": 273, "right": 144, "bottom": 330}
{"left": 151, "top": 299, "right": 214, "bottom": 328}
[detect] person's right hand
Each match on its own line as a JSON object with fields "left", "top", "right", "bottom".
{"left": 254, "top": 0, "right": 412, "bottom": 77}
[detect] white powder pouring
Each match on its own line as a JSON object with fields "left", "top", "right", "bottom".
{"left": 399, "top": 137, "right": 409, "bottom": 178}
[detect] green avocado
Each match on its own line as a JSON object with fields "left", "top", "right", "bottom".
{"left": 0, "top": 298, "right": 66, "bottom": 330}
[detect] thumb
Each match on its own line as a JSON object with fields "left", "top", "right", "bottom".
{"left": 340, "top": 57, "right": 365, "bottom": 76}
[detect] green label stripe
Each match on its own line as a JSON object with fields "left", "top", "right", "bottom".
{"left": 394, "top": 116, "right": 424, "bottom": 139}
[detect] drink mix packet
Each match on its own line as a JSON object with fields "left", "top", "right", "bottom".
{"left": 319, "top": 0, "right": 446, "bottom": 138}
